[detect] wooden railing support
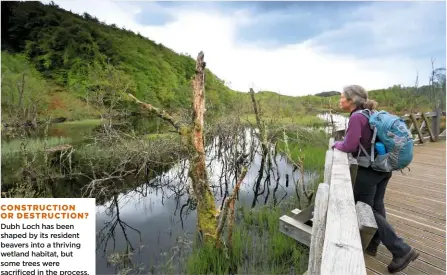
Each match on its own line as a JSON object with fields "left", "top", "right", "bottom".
{"left": 279, "top": 139, "right": 335, "bottom": 248}
{"left": 348, "top": 153, "right": 358, "bottom": 187}
{"left": 279, "top": 214, "right": 312, "bottom": 246}
{"left": 421, "top": 112, "right": 436, "bottom": 142}
{"left": 355, "top": 201, "right": 378, "bottom": 250}
{"left": 324, "top": 150, "right": 334, "bottom": 185}
{"left": 333, "top": 130, "right": 345, "bottom": 141}
{"left": 291, "top": 205, "right": 314, "bottom": 224}
{"left": 410, "top": 113, "right": 425, "bottom": 143}
{"left": 432, "top": 106, "right": 442, "bottom": 141}
{"left": 308, "top": 183, "right": 330, "bottom": 275}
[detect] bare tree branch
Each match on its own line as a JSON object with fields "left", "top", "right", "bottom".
{"left": 216, "top": 166, "right": 248, "bottom": 245}
{"left": 127, "top": 93, "right": 183, "bottom": 132}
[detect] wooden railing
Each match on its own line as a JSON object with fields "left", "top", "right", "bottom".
{"left": 279, "top": 107, "right": 446, "bottom": 275}
{"left": 333, "top": 107, "right": 446, "bottom": 144}
{"left": 401, "top": 108, "right": 446, "bottom": 143}
{"left": 280, "top": 138, "right": 375, "bottom": 275}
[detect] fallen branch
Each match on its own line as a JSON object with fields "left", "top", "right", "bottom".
{"left": 127, "top": 93, "right": 183, "bottom": 132}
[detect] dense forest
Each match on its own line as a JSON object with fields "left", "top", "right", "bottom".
{"left": 2, "top": 1, "right": 446, "bottom": 129}
{"left": 1, "top": 1, "right": 242, "bottom": 125}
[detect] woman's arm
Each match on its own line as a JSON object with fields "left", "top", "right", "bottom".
{"left": 332, "top": 115, "right": 363, "bottom": 153}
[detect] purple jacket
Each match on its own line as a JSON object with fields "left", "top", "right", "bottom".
{"left": 333, "top": 108, "right": 372, "bottom": 157}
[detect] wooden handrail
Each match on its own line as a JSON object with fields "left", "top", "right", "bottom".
{"left": 280, "top": 138, "right": 377, "bottom": 275}
{"left": 319, "top": 145, "right": 366, "bottom": 275}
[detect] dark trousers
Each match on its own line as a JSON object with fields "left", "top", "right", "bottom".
{"left": 354, "top": 166, "right": 411, "bottom": 258}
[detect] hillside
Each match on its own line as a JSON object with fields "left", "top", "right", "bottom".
{"left": 1, "top": 1, "right": 446, "bottom": 127}
{"left": 1, "top": 1, "right": 242, "bottom": 121}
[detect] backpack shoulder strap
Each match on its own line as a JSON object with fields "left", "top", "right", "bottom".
{"left": 353, "top": 109, "right": 376, "bottom": 162}
{"left": 353, "top": 109, "right": 372, "bottom": 119}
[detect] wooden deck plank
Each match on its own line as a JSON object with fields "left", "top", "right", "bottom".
{"left": 390, "top": 179, "right": 446, "bottom": 191}
{"left": 386, "top": 189, "right": 445, "bottom": 207}
{"left": 410, "top": 152, "right": 445, "bottom": 160}
{"left": 387, "top": 185, "right": 445, "bottom": 201}
{"left": 387, "top": 211, "right": 445, "bottom": 237}
{"left": 390, "top": 218, "right": 446, "bottom": 245}
{"left": 394, "top": 226, "right": 446, "bottom": 253}
{"left": 393, "top": 175, "right": 445, "bottom": 190}
{"left": 367, "top": 268, "right": 381, "bottom": 275}
{"left": 386, "top": 206, "right": 445, "bottom": 229}
{"left": 392, "top": 174, "right": 446, "bottom": 185}
{"left": 385, "top": 193, "right": 445, "bottom": 211}
{"left": 403, "top": 163, "right": 446, "bottom": 172}
{"left": 385, "top": 200, "right": 446, "bottom": 220}
{"left": 399, "top": 169, "right": 446, "bottom": 179}
{"left": 365, "top": 141, "right": 446, "bottom": 275}
{"left": 385, "top": 207, "right": 445, "bottom": 230}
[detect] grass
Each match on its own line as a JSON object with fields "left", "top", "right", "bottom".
{"left": 276, "top": 127, "right": 329, "bottom": 172}
{"left": 1, "top": 136, "right": 72, "bottom": 158}
{"left": 186, "top": 198, "right": 309, "bottom": 275}
{"left": 144, "top": 132, "right": 178, "bottom": 140}
{"left": 241, "top": 114, "right": 328, "bottom": 128}
{"left": 60, "top": 119, "right": 103, "bottom": 126}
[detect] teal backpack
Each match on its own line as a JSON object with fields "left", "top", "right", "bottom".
{"left": 354, "top": 110, "right": 414, "bottom": 172}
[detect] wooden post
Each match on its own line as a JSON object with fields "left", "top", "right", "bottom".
{"left": 291, "top": 205, "right": 314, "bottom": 224}
{"left": 348, "top": 153, "right": 358, "bottom": 187}
{"left": 355, "top": 201, "right": 378, "bottom": 250}
{"left": 328, "top": 137, "right": 335, "bottom": 149}
{"left": 324, "top": 150, "right": 334, "bottom": 185}
{"left": 324, "top": 138, "right": 335, "bottom": 184}
{"left": 333, "top": 129, "right": 345, "bottom": 141}
{"left": 308, "top": 183, "right": 330, "bottom": 275}
{"left": 410, "top": 113, "right": 424, "bottom": 144}
{"left": 432, "top": 106, "right": 441, "bottom": 141}
{"left": 421, "top": 112, "right": 436, "bottom": 142}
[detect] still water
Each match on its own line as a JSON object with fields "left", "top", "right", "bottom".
{"left": 92, "top": 113, "right": 352, "bottom": 274}
{"left": 94, "top": 128, "right": 317, "bottom": 274}
{"left": 2, "top": 113, "right": 348, "bottom": 274}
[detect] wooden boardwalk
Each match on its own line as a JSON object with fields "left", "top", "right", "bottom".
{"left": 279, "top": 109, "right": 446, "bottom": 274}
{"left": 365, "top": 141, "right": 446, "bottom": 275}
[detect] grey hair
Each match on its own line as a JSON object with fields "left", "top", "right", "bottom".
{"left": 342, "top": 85, "right": 378, "bottom": 110}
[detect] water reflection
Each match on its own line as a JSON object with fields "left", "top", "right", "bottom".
{"left": 317, "top": 113, "right": 349, "bottom": 133}
{"left": 94, "top": 127, "right": 317, "bottom": 274}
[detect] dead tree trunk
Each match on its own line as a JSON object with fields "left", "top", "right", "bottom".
{"left": 128, "top": 52, "right": 246, "bottom": 245}
{"left": 188, "top": 51, "right": 219, "bottom": 243}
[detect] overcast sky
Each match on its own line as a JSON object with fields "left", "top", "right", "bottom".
{"left": 44, "top": 1, "right": 446, "bottom": 96}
